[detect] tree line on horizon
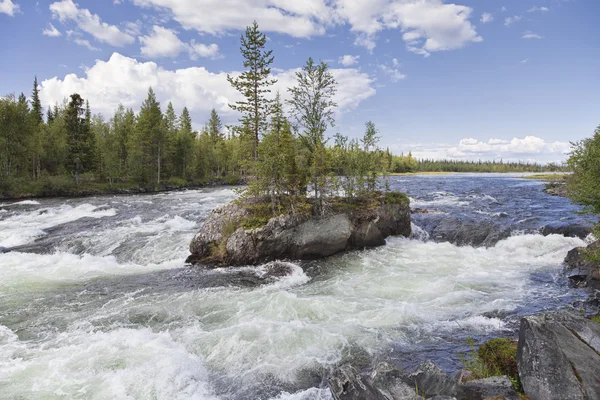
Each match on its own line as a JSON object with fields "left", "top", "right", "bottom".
{"left": 0, "top": 21, "right": 567, "bottom": 201}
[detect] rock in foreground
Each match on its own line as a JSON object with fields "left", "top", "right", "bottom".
{"left": 187, "top": 193, "right": 411, "bottom": 266}
{"left": 517, "top": 312, "right": 600, "bottom": 400}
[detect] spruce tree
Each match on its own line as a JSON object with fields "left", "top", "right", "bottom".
{"left": 227, "top": 21, "right": 277, "bottom": 161}
{"left": 31, "top": 76, "right": 43, "bottom": 125}
{"left": 65, "top": 93, "right": 93, "bottom": 184}
{"left": 129, "top": 87, "right": 164, "bottom": 185}
{"left": 208, "top": 108, "right": 223, "bottom": 143}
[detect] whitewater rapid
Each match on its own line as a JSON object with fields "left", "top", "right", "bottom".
{"left": 0, "top": 176, "right": 591, "bottom": 399}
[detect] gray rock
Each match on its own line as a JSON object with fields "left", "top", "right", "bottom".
{"left": 564, "top": 241, "right": 600, "bottom": 289}
{"left": 463, "top": 376, "right": 519, "bottom": 400}
{"left": 328, "top": 363, "right": 420, "bottom": 400}
{"left": 541, "top": 223, "right": 591, "bottom": 239}
{"left": 292, "top": 214, "right": 353, "bottom": 259}
{"left": 188, "top": 195, "right": 411, "bottom": 266}
{"left": 517, "top": 312, "right": 600, "bottom": 400}
{"left": 407, "top": 361, "right": 463, "bottom": 398}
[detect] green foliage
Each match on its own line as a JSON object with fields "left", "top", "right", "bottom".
{"left": 591, "top": 314, "right": 600, "bottom": 323}
{"left": 567, "top": 125, "right": 600, "bottom": 263}
{"left": 384, "top": 191, "right": 410, "bottom": 206}
{"left": 460, "top": 337, "right": 522, "bottom": 392}
{"left": 287, "top": 57, "right": 337, "bottom": 214}
{"left": 227, "top": 21, "right": 277, "bottom": 161}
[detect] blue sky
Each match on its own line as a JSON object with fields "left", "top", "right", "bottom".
{"left": 1, "top": 0, "right": 599, "bottom": 163}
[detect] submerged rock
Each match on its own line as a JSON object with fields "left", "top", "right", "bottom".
{"left": 517, "top": 312, "right": 600, "bottom": 400}
{"left": 415, "top": 215, "right": 510, "bottom": 247}
{"left": 187, "top": 193, "right": 411, "bottom": 266}
{"left": 541, "top": 223, "right": 591, "bottom": 239}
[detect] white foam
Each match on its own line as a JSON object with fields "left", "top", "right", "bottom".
{"left": 270, "top": 388, "right": 333, "bottom": 400}
{"left": 0, "top": 203, "right": 116, "bottom": 247}
{"left": 0, "top": 325, "right": 220, "bottom": 400}
{"left": 0, "top": 251, "right": 185, "bottom": 290}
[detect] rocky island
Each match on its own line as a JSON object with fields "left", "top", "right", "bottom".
{"left": 187, "top": 191, "right": 411, "bottom": 266}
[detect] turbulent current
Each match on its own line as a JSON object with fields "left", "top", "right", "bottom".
{"left": 0, "top": 174, "right": 593, "bottom": 399}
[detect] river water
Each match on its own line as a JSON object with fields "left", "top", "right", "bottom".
{"left": 0, "top": 174, "right": 593, "bottom": 399}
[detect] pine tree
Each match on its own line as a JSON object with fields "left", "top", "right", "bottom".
{"left": 287, "top": 58, "right": 337, "bottom": 214}
{"left": 208, "top": 108, "right": 223, "bottom": 143}
{"left": 65, "top": 93, "right": 93, "bottom": 184}
{"left": 129, "top": 87, "right": 164, "bottom": 185}
{"left": 163, "top": 102, "right": 178, "bottom": 177}
{"left": 31, "top": 76, "right": 43, "bottom": 125}
{"left": 176, "top": 106, "right": 196, "bottom": 180}
{"left": 227, "top": 21, "right": 277, "bottom": 161}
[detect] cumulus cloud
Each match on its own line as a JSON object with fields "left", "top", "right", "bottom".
{"left": 39, "top": 52, "right": 375, "bottom": 128}
{"left": 49, "top": 0, "right": 135, "bottom": 46}
{"left": 131, "top": 0, "right": 482, "bottom": 55}
{"left": 139, "top": 25, "right": 220, "bottom": 59}
{"left": 0, "top": 0, "right": 19, "bottom": 16}
{"left": 338, "top": 54, "right": 359, "bottom": 66}
{"left": 398, "top": 136, "right": 571, "bottom": 163}
{"left": 527, "top": 6, "right": 549, "bottom": 13}
{"left": 480, "top": 12, "right": 493, "bottom": 23}
{"left": 522, "top": 31, "right": 543, "bottom": 39}
{"left": 43, "top": 23, "right": 62, "bottom": 37}
{"left": 504, "top": 15, "right": 521, "bottom": 26}
{"left": 380, "top": 64, "right": 406, "bottom": 82}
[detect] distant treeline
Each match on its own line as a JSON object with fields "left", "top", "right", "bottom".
{"left": 389, "top": 154, "right": 568, "bottom": 173}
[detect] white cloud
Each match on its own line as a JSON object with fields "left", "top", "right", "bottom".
{"left": 380, "top": 64, "right": 406, "bottom": 82}
{"left": 528, "top": 6, "right": 549, "bottom": 13}
{"left": 0, "top": 0, "right": 19, "bottom": 16}
{"left": 131, "top": 0, "right": 482, "bottom": 55}
{"left": 353, "top": 33, "right": 377, "bottom": 52}
{"left": 74, "top": 38, "right": 100, "bottom": 51}
{"left": 520, "top": 58, "right": 529, "bottom": 63}
{"left": 392, "top": 58, "right": 399, "bottom": 67}
{"left": 139, "top": 25, "right": 221, "bottom": 60}
{"left": 188, "top": 42, "right": 220, "bottom": 59}
{"left": 39, "top": 52, "right": 375, "bottom": 128}
{"left": 403, "top": 136, "right": 571, "bottom": 163}
{"left": 522, "top": 31, "right": 543, "bottom": 39}
{"left": 480, "top": 12, "right": 493, "bottom": 24}
{"left": 504, "top": 15, "right": 522, "bottom": 26}
{"left": 43, "top": 23, "right": 62, "bottom": 37}
{"left": 500, "top": 6, "right": 507, "bottom": 12}
{"left": 338, "top": 54, "right": 359, "bottom": 66}
{"left": 49, "top": 0, "right": 135, "bottom": 46}
{"left": 139, "top": 25, "right": 185, "bottom": 57}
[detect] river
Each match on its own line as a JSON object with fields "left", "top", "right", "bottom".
{"left": 0, "top": 174, "right": 592, "bottom": 399}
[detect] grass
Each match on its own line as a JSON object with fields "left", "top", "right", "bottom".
{"left": 460, "top": 337, "right": 522, "bottom": 393}
{"left": 522, "top": 173, "right": 569, "bottom": 181}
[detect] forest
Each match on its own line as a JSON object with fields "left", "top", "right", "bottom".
{"left": 0, "top": 22, "right": 566, "bottom": 200}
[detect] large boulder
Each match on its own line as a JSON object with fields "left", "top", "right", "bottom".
{"left": 517, "top": 312, "right": 600, "bottom": 400}
{"left": 187, "top": 193, "right": 411, "bottom": 266}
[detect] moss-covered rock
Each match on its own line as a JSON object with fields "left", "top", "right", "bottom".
{"left": 187, "top": 191, "right": 411, "bottom": 266}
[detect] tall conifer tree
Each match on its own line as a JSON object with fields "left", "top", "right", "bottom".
{"left": 227, "top": 21, "right": 277, "bottom": 161}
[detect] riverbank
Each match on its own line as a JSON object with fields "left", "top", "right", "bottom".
{"left": 0, "top": 175, "right": 243, "bottom": 201}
